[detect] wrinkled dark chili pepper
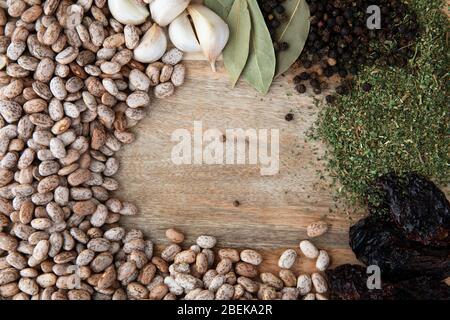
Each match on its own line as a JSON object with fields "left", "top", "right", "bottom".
{"left": 335, "top": 174, "right": 450, "bottom": 299}
{"left": 327, "top": 264, "right": 450, "bottom": 300}
{"left": 369, "top": 173, "right": 450, "bottom": 246}
{"left": 350, "top": 215, "right": 450, "bottom": 281}
{"left": 390, "top": 276, "right": 450, "bottom": 300}
{"left": 325, "top": 264, "right": 387, "bottom": 300}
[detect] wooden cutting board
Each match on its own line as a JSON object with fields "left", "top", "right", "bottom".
{"left": 116, "top": 61, "right": 365, "bottom": 274}
{"left": 114, "top": 0, "right": 450, "bottom": 286}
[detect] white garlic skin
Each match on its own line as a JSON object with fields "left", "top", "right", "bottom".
{"left": 169, "top": 11, "right": 202, "bottom": 53}
{"left": 187, "top": 4, "right": 229, "bottom": 71}
{"left": 108, "top": 0, "right": 150, "bottom": 25}
{"left": 133, "top": 24, "right": 167, "bottom": 63}
{"left": 150, "top": 0, "right": 191, "bottom": 27}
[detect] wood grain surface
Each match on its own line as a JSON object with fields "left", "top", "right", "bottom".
{"left": 115, "top": 61, "right": 366, "bottom": 274}
{"left": 116, "top": 1, "right": 450, "bottom": 277}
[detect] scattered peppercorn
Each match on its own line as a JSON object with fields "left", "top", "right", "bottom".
{"left": 285, "top": 113, "right": 294, "bottom": 121}
{"left": 335, "top": 85, "right": 346, "bottom": 95}
{"left": 233, "top": 200, "right": 241, "bottom": 207}
{"left": 315, "top": 0, "right": 449, "bottom": 205}
{"left": 291, "top": 0, "right": 420, "bottom": 98}
{"left": 296, "top": 84, "right": 307, "bottom": 94}
{"left": 325, "top": 95, "right": 335, "bottom": 104}
{"left": 362, "top": 82, "right": 372, "bottom": 92}
{"left": 258, "top": 0, "right": 290, "bottom": 51}
{"left": 299, "top": 72, "right": 310, "bottom": 80}
{"left": 293, "top": 75, "right": 302, "bottom": 84}
{"left": 310, "top": 79, "right": 321, "bottom": 90}
{"left": 278, "top": 42, "right": 289, "bottom": 51}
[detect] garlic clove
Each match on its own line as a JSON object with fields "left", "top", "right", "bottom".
{"left": 133, "top": 24, "right": 167, "bottom": 63}
{"left": 150, "top": 0, "right": 191, "bottom": 27}
{"left": 108, "top": 0, "right": 150, "bottom": 25}
{"left": 169, "top": 11, "right": 202, "bottom": 53}
{"left": 187, "top": 4, "right": 229, "bottom": 72}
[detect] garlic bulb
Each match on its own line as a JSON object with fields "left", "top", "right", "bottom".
{"left": 133, "top": 24, "right": 167, "bottom": 63}
{"left": 187, "top": 4, "right": 229, "bottom": 72}
{"left": 169, "top": 12, "right": 202, "bottom": 53}
{"left": 150, "top": 0, "right": 190, "bottom": 27}
{"left": 108, "top": 0, "right": 149, "bottom": 25}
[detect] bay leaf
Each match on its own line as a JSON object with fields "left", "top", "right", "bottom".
{"left": 204, "top": 0, "right": 235, "bottom": 20}
{"left": 274, "top": 0, "right": 310, "bottom": 78}
{"left": 242, "top": 0, "right": 276, "bottom": 94}
{"left": 223, "top": 0, "right": 251, "bottom": 87}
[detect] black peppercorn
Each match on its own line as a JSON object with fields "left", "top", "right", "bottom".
{"left": 338, "top": 69, "right": 348, "bottom": 78}
{"left": 325, "top": 3, "right": 334, "bottom": 12}
{"left": 313, "top": 40, "right": 323, "bottom": 50}
{"left": 326, "top": 95, "right": 336, "bottom": 104}
{"left": 310, "top": 79, "right": 321, "bottom": 89}
{"left": 299, "top": 72, "right": 310, "bottom": 80}
{"left": 395, "top": 56, "right": 408, "bottom": 67}
{"left": 342, "top": 52, "right": 351, "bottom": 61}
{"left": 302, "top": 60, "right": 312, "bottom": 69}
{"left": 331, "top": 9, "right": 340, "bottom": 17}
{"left": 336, "top": 16, "right": 345, "bottom": 25}
{"left": 324, "top": 67, "right": 334, "bottom": 78}
{"left": 275, "top": 5, "right": 285, "bottom": 14}
{"left": 349, "top": 65, "right": 358, "bottom": 74}
{"left": 293, "top": 75, "right": 302, "bottom": 84}
{"left": 285, "top": 113, "right": 294, "bottom": 121}
{"left": 353, "top": 26, "right": 364, "bottom": 35}
{"left": 271, "top": 19, "right": 280, "bottom": 28}
{"left": 310, "top": 15, "right": 320, "bottom": 25}
{"left": 336, "top": 85, "right": 346, "bottom": 95}
{"left": 362, "top": 82, "right": 372, "bottom": 92}
{"left": 343, "top": 8, "right": 353, "bottom": 19}
{"left": 311, "top": 54, "right": 320, "bottom": 64}
{"left": 340, "top": 27, "right": 350, "bottom": 36}
{"left": 290, "top": 0, "right": 419, "bottom": 97}
{"left": 406, "top": 49, "right": 415, "bottom": 59}
{"left": 296, "top": 84, "right": 307, "bottom": 94}
{"left": 258, "top": 0, "right": 289, "bottom": 51}
{"left": 273, "top": 41, "right": 280, "bottom": 51}
{"left": 328, "top": 49, "right": 338, "bottom": 59}
{"left": 327, "top": 17, "right": 336, "bottom": 28}
{"left": 279, "top": 42, "right": 289, "bottom": 51}
{"left": 278, "top": 13, "right": 289, "bottom": 23}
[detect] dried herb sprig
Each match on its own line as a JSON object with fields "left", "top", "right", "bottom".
{"left": 315, "top": 0, "right": 450, "bottom": 206}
